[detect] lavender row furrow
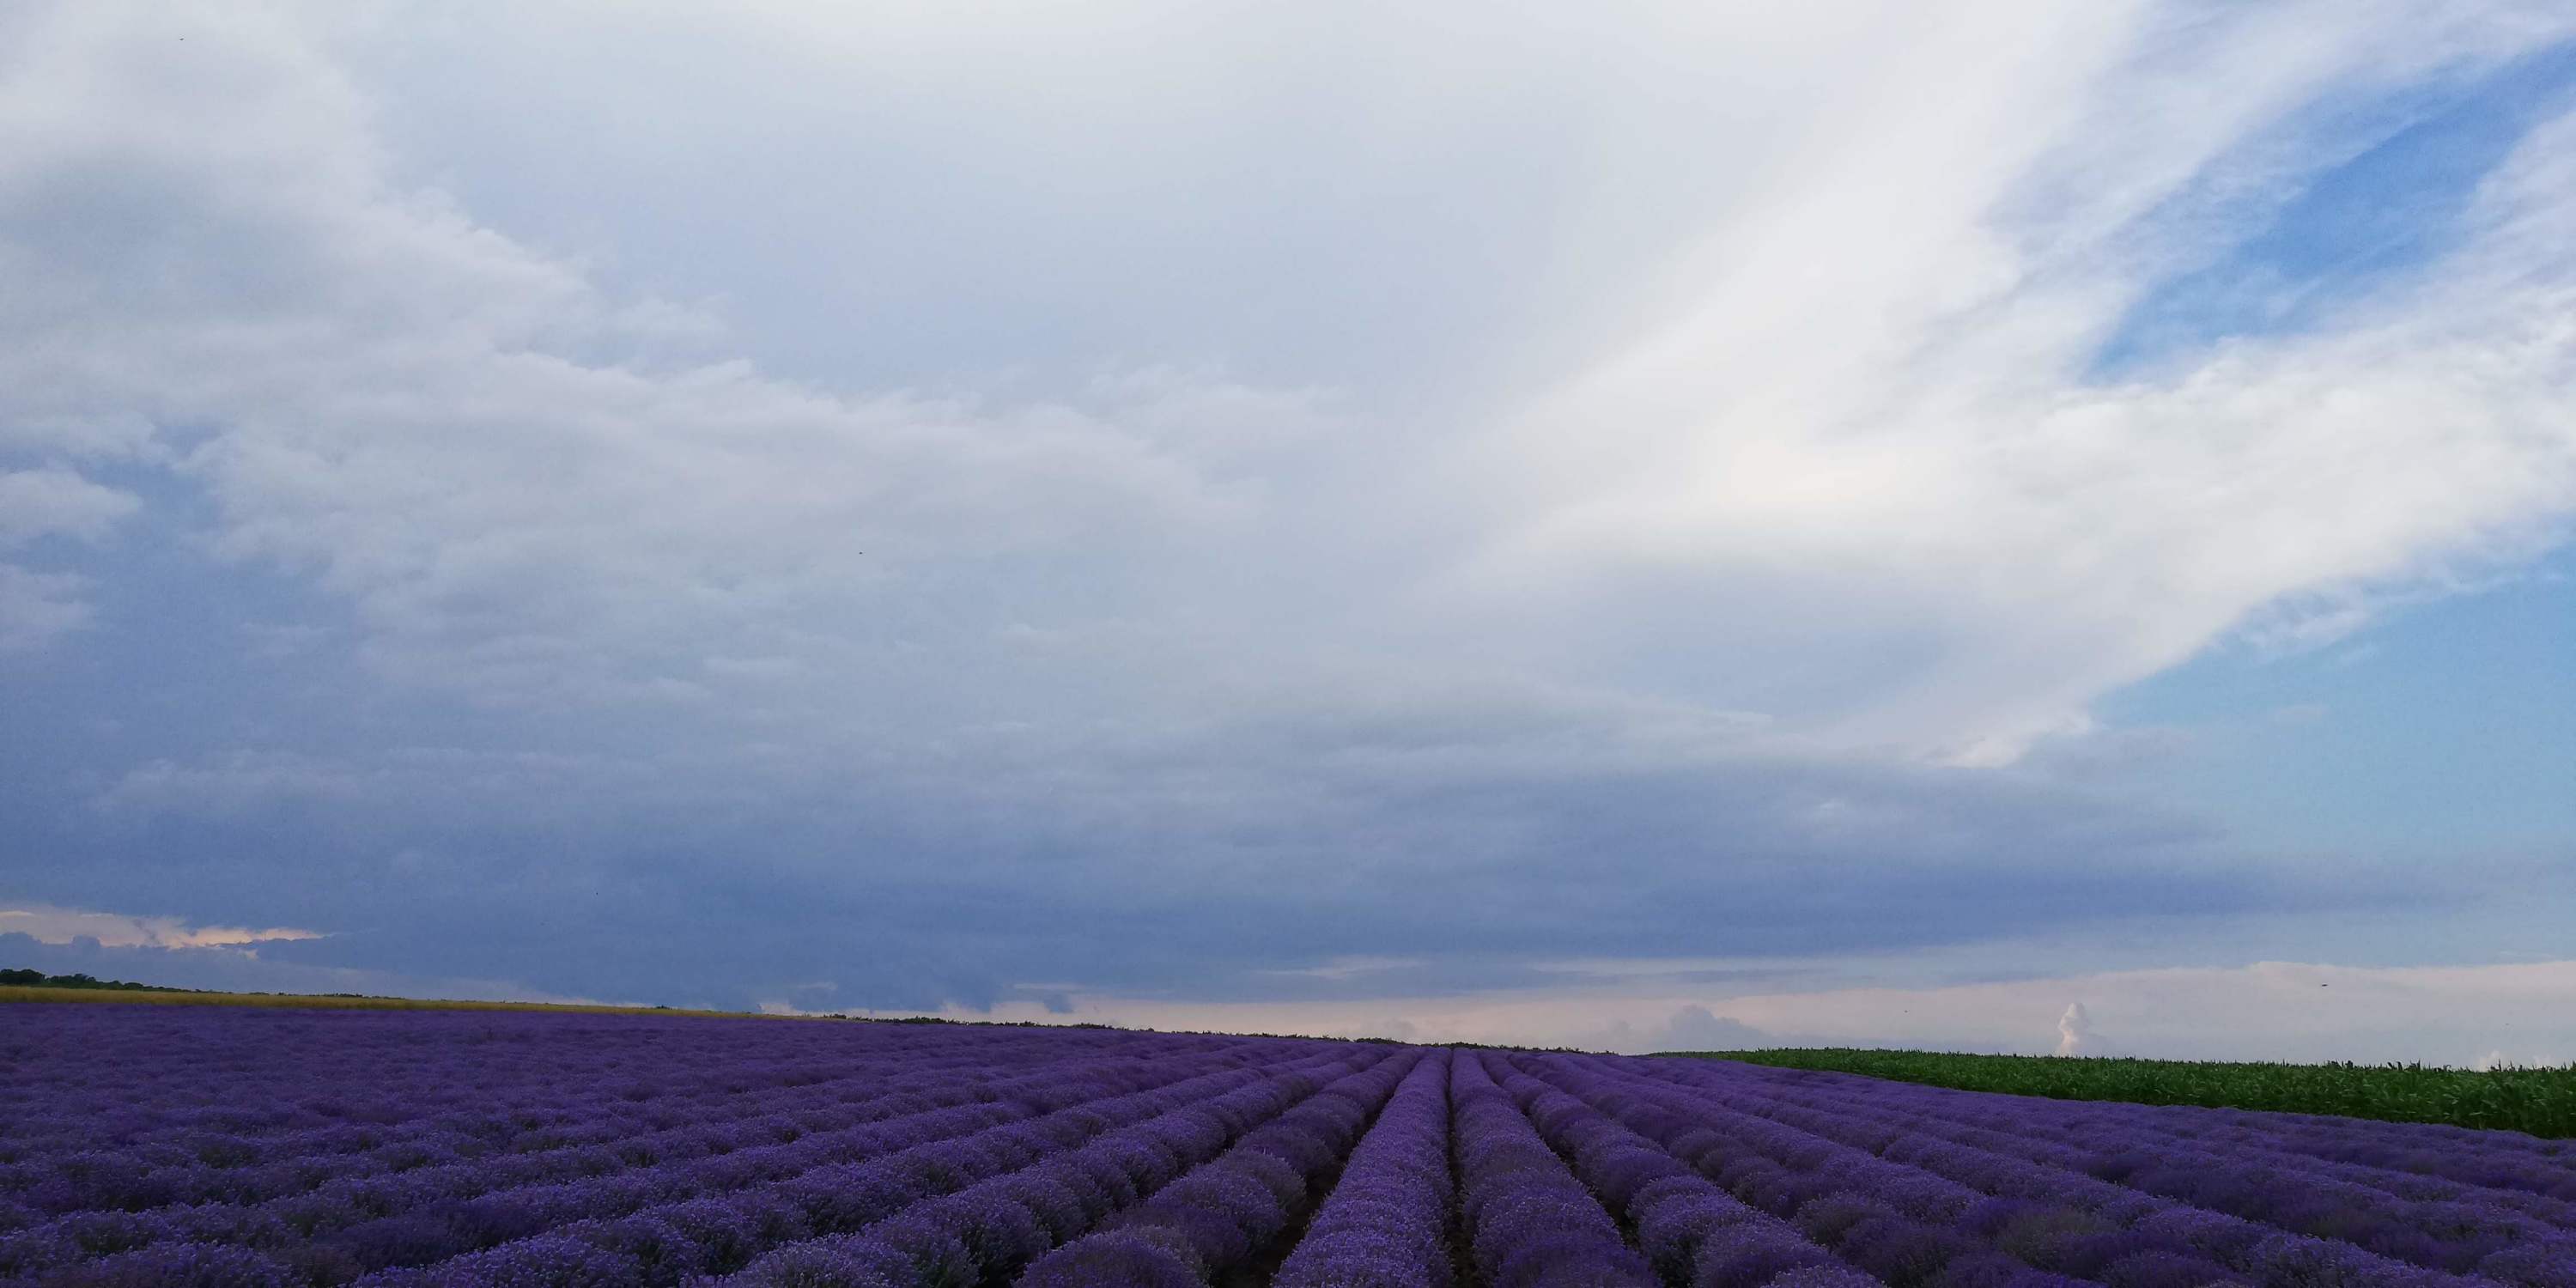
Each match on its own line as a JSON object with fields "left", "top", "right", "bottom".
{"left": 1659, "top": 1058, "right": 2576, "bottom": 1207}
{"left": 41, "top": 1041, "right": 1338, "bottom": 1288}
{"left": 333, "top": 1047, "right": 1368, "bottom": 1285}
{"left": 9, "top": 1005, "right": 2573, "bottom": 1288}
{"left": 1668, "top": 1066, "right": 2576, "bottom": 1224}
{"left": 1637, "top": 1059, "right": 2573, "bottom": 1284}
{"left": 1451, "top": 1050, "right": 1657, "bottom": 1286}
{"left": 3, "top": 1043, "right": 1261, "bottom": 1281}
{"left": 1, "top": 1042, "right": 999, "bottom": 1175}
{"left": 1513, "top": 1054, "right": 2099, "bottom": 1288}
{"left": 1271, "top": 1047, "right": 1456, "bottom": 1288}
{"left": 908, "top": 1048, "right": 1419, "bottom": 1285}
{"left": 1688, "top": 1063, "right": 2576, "bottom": 1194}
{"left": 7, "top": 1036, "right": 1118, "bottom": 1226}
{"left": 386, "top": 1048, "right": 1392, "bottom": 1288}
{"left": 0, "top": 1024, "right": 1178, "bottom": 1212}
{"left": 0, "top": 1018, "right": 1101, "bottom": 1158}
{"left": 1722, "top": 1068, "right": 2576, "bottom": 1275}
{"left": 1571, "top": 1056, "right": 2506, "bottom": 1288}
{"left": 1492, "top": 1056, "right": 1888, "bottom": 1288}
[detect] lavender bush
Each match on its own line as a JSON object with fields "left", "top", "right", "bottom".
{"left": 3, "top": 1004, "right": 2573, "bottom": 1286}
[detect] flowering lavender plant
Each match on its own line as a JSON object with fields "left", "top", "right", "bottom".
{"left": 6, "top": 1004, "right": 2573, "bottom": 1287}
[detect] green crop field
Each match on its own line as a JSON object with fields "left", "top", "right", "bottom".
{"left": 1667, "top": 1048, "right": 2576, "bottom": 1138}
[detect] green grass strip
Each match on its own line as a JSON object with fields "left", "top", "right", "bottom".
{"left": 1662, "top": 1048, "right": 2576, "bottom": 1139}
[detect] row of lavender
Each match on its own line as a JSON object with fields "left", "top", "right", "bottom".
{"left": 0, "top": 1007, "right": 1365, "bottom": 1285}
{"left": 4, "top": 1005, "right": 2574, "bottom": 1286}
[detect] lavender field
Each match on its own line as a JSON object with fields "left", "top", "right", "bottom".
{"left": 3, "top": 1006, "right": 2573, "bottom": 1288}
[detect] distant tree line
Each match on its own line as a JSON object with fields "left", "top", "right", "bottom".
{"left": 0, "top": 969, "right": 197, "bottom": 992}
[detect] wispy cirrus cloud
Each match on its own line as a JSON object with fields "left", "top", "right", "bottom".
{"left": 9, "top": 3, "right": 2571, "bottom": 756}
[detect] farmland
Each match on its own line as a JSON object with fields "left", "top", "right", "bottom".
{"left": 6, "top": 1005, "right": 2576, "bottom": 1286}
{"left": 1678, "top": 1049, "right": 2576, "bottom": 1139}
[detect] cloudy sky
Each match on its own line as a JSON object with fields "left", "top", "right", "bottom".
{"left": 4, "top": 0, "right": 2573, "bottom": 1061}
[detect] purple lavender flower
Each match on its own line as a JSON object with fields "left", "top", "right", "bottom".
{"left": 10, "top": 1003, "right": 2576, "bottom": 1288}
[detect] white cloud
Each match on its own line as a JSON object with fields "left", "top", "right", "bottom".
{"left": 3, "top": 0, "right": 2571, "bottom": 764}
{"left": 1466, "top": 15, "right": 2576, "bottom": 762}
{"left": 0, "top": 564, "right": 91, "bottom": 653}
{"left": 1256, "top": 957, "right": 1426, "bottom": 981}
{"left": 90, "top": 750, "right": 377, "bottom": 817}
{"left": 755, "top": 999, "right": 842, "bottom": 1018}
{"left": 85, "top": 746, "right": 690, "bottom": 823}
{"left": 1707, "top": 959, "right": 2576, "bottom": 1064}
{"left": 0, "top": 468, "right": 137, "bottom": 547}
{"left": 1609, "top": 1005, "right": 1774, "bottom": 1055}
{"left": 0, "top": 902, "right": 323, "bottom": 949}
{"left": 0, "top": 3, "right": 1271, "bottom": 712}
{"left": 0, "top": 467, "right": 137, "bottom": 650}
{"left": 910, "top": 957, "right": 2576, "bottom": 1062}
{"left": 2056, "top": 1001, "right": 2116, "bottom": 1056}
{"left": 4, "top": 2, "right": 2576, "bottom": 1014}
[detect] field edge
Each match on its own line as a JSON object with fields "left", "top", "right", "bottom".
{"left": 1662, "top": 1046, "right": 2576, "bottom": 1138}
